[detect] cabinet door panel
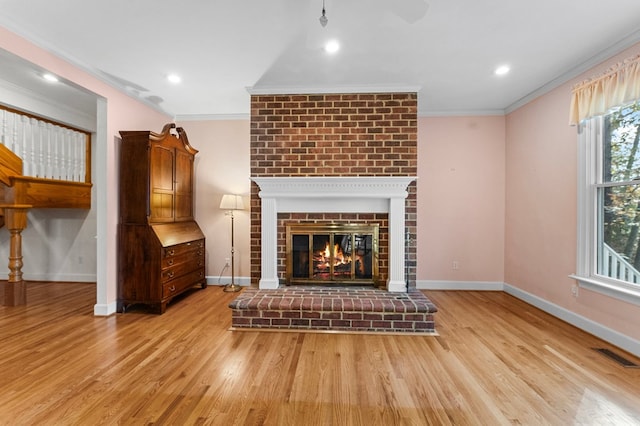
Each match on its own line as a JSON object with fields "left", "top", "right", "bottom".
{"left": 174, "top": 149, "right": 194, "bottom": 221}
{"left": 150, "top": 145, "right": 175, "bottom": 222}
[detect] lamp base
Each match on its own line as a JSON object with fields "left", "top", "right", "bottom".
{"left": 223, "top": 283, "right": 243, "bottom": 292}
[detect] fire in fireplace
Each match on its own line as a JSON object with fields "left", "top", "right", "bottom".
{"left": 286, "top": 223, "right": 379, "bottom": 285}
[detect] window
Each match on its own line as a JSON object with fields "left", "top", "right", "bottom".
{"left": 574, "top": 101, "right": 640, "bottom": 305}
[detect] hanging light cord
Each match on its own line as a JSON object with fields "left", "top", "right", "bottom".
{"left": 319, "top": 0, "right": 328, "bottom": 27}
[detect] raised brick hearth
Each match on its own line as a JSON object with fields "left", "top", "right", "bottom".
{"left": 229, "top": 286, "right": 437, "bottom": 334}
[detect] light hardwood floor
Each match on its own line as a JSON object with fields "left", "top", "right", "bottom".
{"left": 1, "top": 282, "right": 639, "bottom": 425}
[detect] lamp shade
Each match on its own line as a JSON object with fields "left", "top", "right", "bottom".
{"left": 219, "top": 194, "right": 244, "bottom": 210}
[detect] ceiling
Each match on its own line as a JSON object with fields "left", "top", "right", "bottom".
{"left": 1, "top": 0, "right": 640, "bottom": 118}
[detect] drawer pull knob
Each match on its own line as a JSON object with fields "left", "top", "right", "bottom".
{"left": 168, "top": 259, "right": 174, "bottom": 266}
{"left": 169, "top": 285, "right": 176, "bottom": 292}
{"left": 167, "top": 249, "right": 175, "bottom": 256}
{"left": 168, "top": 271, "right": 174, "bottom": 278}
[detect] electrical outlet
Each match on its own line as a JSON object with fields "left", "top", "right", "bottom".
{"left": 571, "top": 283, "right": 579, "bottom": 297}
{"left": 225, "top": 258, "right": 231, "bottom": 267}
{"left": 452, "top": 261, "right": 459, "bottom": 270}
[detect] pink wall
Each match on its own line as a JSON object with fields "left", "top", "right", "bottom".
{"left": 0, "top": 27, "right": 171, "bottom": 309}
{"left": 182, "top": 115, "right": 508, "bottom": 289}
{"left": 176, "top": 120, "right": 251, "bottom": 282}
{"left": 417, "top": 116, "right": 505, "bottom": 284}
{"left": 505, "top": 43, "right": 640, "bottom": 341}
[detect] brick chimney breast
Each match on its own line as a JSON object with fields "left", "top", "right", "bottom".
{"left": 250, "top": 92, "right": 418, "bottom": 290}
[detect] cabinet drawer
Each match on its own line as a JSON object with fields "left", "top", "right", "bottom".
{"left": 162, "top": 248, "right": 204, "bottom": 270}
{"left": 163, "top": 239, "right": 205, "bottom": 258}
{"left": 161, "top": 256, "right": 205, "bottom": 282}
{"left": 163, "top": 269, "right": 205, "bottom": 298}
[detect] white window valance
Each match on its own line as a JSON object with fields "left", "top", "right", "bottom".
{"left": 569, "top": 54, "right": 640, "bottom": 125}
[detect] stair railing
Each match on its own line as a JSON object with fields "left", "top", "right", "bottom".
{"left": 0, "top": 107, "right": 90, "bottom": 184}
{"left": 601, "top": 243, "right": 640, "bottom": 284}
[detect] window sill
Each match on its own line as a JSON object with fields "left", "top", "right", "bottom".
{"left": 569, "top": 274, "right": 640, "bottom": 307}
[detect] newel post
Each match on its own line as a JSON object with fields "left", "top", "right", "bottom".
{"left": 0, "top": 204, "right": 30, "bottom": 306}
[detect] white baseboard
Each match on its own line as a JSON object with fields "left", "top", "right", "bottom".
{"left": 93, "top": 301, "right": 117, "bottom": 316}
{"left": 93, "top": 277, "right": 247, "bottom": 315}
{"left": 503, "top": 283, "right": 640, "bottom": 358}
{"left": 207, "top": 275, "right": 251, "bottom": 286}
{"left": 416, "top": 279, "right": 640, "bottom": 358}
{"left": 0, "top": 272, "right": 98, "bottom": 282}
{"left": 416, "top": 280, "right": 504, "bottom": 291}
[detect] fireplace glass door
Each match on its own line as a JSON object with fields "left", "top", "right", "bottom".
{"left": 287, "top": 224, "right": 379, "bottom": 285}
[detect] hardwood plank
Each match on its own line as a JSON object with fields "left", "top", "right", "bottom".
{"left": 0, "top": 283, "right": 639, "bottom": 424}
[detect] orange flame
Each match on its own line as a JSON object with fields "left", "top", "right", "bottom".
{"left": 316, "top": 242, "right": 351, "bottom": 269}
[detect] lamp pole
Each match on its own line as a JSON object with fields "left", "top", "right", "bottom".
{"left": 220, "top": 194, "right": 244, "bottom": 292}
{"left": 224, "top": 209, "right": 238, "bottom": 292}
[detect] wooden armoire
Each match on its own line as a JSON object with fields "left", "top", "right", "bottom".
{"left": 117, "top": 123, "right": 206, "bottom": 314}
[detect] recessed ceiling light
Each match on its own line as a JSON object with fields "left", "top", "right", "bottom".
{"left": 167, "top": 74, "right": 182, "bottom": 84}
{"left": 324, "top": 40, "right": 340, "bottom": 54}
{"left": 494, "top": 65, "right": 510, "bottom": 76}
{"left": 43, "top": 73, "right": 58, "bottom": 83}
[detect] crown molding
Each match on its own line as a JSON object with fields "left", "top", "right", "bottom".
{"left": 175, "top": 113, "right": 250, "bottom": 122}
{"left": 418, "top": 108, "right": 506, "bottom": 117}
{"left": 246, "top": 85, "right": 421, "bottom": 95}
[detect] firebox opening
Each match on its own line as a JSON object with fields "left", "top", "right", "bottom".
{"left": 286, "top": 223, "right": 380, "bottom": 286}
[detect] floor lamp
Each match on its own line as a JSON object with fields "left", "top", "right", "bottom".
{"left": 220, "top": 194, "right": 244, "bottom": 292}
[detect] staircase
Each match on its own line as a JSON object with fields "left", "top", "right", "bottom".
{"left": 0, "top": 110, "right": 93, "bottom": 306}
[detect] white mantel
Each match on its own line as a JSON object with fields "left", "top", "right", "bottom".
{"left": 252, "top": 176, "right": 416, "bottom": 292}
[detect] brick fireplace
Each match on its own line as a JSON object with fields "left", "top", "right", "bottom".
{"left": 250, "top": 92, "right": 418, "bottom": 291}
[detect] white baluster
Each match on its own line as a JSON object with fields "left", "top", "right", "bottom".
{"left": 60, "top": 129, "right": 67, "bottom": 180}
{"left": 77, "top": 132, "right": 86, "bottom": 182}
{"left": 14, "top": 114, "right": 23, "bottom": 162}
{"left": 70, "top": 131, "right": 76, "bottom": 181}
{"left": 1, "top": 109, "right": 6, "bottom": 147}
{"left": 4, "top": 110, "right": 14, "bottom": 151}
{"left": 69, "top": 129, "right": 75, "bottom": 181}
{"left": 38, "top": 120, "right": 45, "bottom": 178}
{"left": 59, "top": 128, "right": 66, "bottom": 180}
{"left": 29, "top": 118, "right": 36, "bottom": 177}
{"left": 22, "top": 116, "right": 31, "bottom": 177}
{"left": 44, "top": 123, "right": 51, "bottom": 178}
{"left": 1, "top": 110, "right": 14, "bottom": 151}
{"left": 74, "top": 132, "right": 81, "bottom": 182}
{"left": 30, "top": 117, "right": 39, "bottom": 177}
{"left": 11, "top": 111, "right": 18, "bottom": 154}
{"left": 52, "top": 126, "right": 60, "bottom": 180}
{"left": 64, "top": 128, "right": 72, "bottom": 180}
